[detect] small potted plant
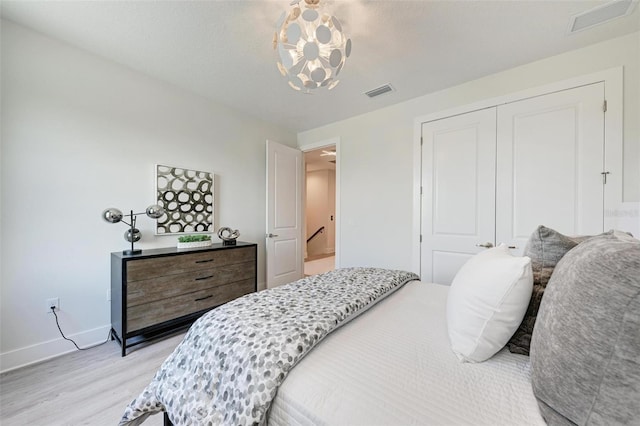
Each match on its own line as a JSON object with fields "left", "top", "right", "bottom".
{"left": 177, "top": 234, "right": 213, "bottom": 249}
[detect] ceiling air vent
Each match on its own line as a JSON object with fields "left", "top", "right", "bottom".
{"left": 568, "top": 0, "right": 637, "bottom": 34}
{"left": 365, "top": 84, "right": 394, "bottom": 98}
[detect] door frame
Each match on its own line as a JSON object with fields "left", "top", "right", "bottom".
{"left": 412, "top": 67, "right": 623, "bottom": 278}
{"left": 299, "top": 137, "right": 341, "bottom": 269}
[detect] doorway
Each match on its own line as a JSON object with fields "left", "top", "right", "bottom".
{"left": 265, "top": 138, "right": 340, "bottom": 288}
{"left": 302, "top": 142, "right": 339, "bottom": 276}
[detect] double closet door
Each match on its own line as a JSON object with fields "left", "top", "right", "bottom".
{"left": 421, "top": 83, "right": 606, "bottom": 284}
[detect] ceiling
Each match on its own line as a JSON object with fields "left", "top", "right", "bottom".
{"left": 305, "top": 146, "right": 337, "bottom": 171}
{"left": 1, "top": 1, "right": 639, "bottom": 133}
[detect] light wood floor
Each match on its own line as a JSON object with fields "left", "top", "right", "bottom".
{"left": 303, "top": 252, "right": 335, "bottom": 262}
{"left": 0, "top": 333, "right": 184, "bottom": 426}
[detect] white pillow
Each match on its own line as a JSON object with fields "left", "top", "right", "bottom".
{"left": 446, "top": 244, "right": 533, "bottom": 362}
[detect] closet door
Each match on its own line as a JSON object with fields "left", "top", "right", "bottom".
{"left": 496, "top": 83, "right": 605, "bottom": 253}
{"left": 421, "top": 108, "right": 497, "bottom": 284}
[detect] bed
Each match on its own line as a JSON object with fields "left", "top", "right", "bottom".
{"left": 268, "top": 280, "right": 544, "bottom": 425}
{"left": 120, "top": 229, "right": 640, "bottom": 425}
{"left": 119, "top": 267, "right": 544, "bottom": 426}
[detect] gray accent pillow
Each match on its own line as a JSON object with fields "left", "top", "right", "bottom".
{"left": 507, "top": 225, "right": 588, "bottom": 355}
{"left": 530, "top": 231, "right": 640, "bottom": 425}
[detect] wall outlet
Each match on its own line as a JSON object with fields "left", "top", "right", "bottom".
{"left": 46, "top": 297, "right": 60, "bottom": 313}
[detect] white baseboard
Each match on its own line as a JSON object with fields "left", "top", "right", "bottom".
{"left": 0, "top": 324, "right": 111, "bottom": 374}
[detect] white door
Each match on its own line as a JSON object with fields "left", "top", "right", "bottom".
{"left": 421, "top": 108, "right": 497, "bottom": 284}
{"left": 266, "top": 140, "right": 304, "bottom": 288}
{"left": 496, "top": 83, "right": 605, "bottom": 254}
{"left": 420, "top": 83, "right": 606, "bottom": 284}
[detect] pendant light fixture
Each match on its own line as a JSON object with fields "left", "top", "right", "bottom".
{"left": 274, "top": 0, "right": 352, "bottom": 92}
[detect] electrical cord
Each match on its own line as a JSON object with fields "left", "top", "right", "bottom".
{"left": 51, "top": 306, "right": 112, "bottom": 351}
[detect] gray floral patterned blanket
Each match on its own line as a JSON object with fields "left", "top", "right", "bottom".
{"left": 119, "top": 267, "right": 418, "bottom": 426}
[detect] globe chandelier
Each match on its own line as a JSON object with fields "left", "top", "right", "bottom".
{"left": 274, "top": 0, "right": 352, "bottom": 92}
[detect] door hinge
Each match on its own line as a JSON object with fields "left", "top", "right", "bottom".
{"left": 420, "top": 136, "right": 423, "bottom": 146}
{"left": 603, "top": 100, "right": 607, "bottom": 112}
{"left": 420, "top": 186, "right": 423, "bottom": 195}
{"left": 601, "top": 171, "right": 610, "bottom": 184}
{"left": 420, "top": 235, "right": 422, "bottom": 243}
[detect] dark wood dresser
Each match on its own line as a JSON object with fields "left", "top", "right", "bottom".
{"left": 110, "top": 242, "right": 257, "bottom": 356}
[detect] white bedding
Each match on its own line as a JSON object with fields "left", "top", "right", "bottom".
{"left": 268, "top": 281, "right": 546, "bottom": 425}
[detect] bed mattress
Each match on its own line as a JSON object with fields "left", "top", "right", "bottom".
{"left": 268, "top": 281, "right": 545, "bottom": 425}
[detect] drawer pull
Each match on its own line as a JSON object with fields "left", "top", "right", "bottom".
{"left": 195, "top": 259, "right": 214, "bottom": 264}
{"left": 195, "top": 275, "right": 214, "bottom": 281}
{"left": 195, "top": 295, "right": 213, "bottom": 302}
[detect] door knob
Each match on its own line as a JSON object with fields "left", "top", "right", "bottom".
{"left": 266, "top": 233, "right": 279, "bottom": 238}
{"left": 475, "top": 242, "right": 494, "bottom": 248}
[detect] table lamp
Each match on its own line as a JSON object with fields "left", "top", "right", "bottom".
{"left": 102, "top": 205, "right": 165, "bottom": 255}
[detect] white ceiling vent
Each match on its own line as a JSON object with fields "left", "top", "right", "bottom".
{"left": 568, "top": 0, "right": 637, "bottom": 34}
{"left": 365, "top": 84, "right": 394, "bottom": 98}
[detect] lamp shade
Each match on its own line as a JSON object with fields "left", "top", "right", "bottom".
{"left": 274, "top": 0, "right": 351, "bottom": 92}
{"left": 102, "top": 208, "right": 123, "bottom": 223}
{"left": 125, "top": 227, "right": 142, "bottom": 243}
{"left": 146, "top": 204, "right": 165, "bottom": 219}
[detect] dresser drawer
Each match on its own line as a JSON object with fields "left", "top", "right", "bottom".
{"left": 126, "top": 246, "right": 255, "bottom": 282}
{"left": 126, "top": 278, "right": 255, "bottom": 332}
{"left": 127, "top": 261, "right": 255, "bottom": 307}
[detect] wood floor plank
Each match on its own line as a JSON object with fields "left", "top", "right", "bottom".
{"left": 0, "top": 333, "right": 184, "bottom": 426}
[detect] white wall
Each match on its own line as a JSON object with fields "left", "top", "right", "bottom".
{"left": 305, "top": 169, "right": 335, "bottom": 256}
{"left": 0, "top": 20, "right": 296, "bottom": 372}
{"left": 298, "top": 32, "right": 640, "bottom": 272}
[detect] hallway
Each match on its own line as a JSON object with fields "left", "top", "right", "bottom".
{"left": 304, "top": 254, "right": 335, "bottom": 276}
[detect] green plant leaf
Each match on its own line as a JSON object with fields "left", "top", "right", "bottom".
{"left": 178, "top": 234, "right": 211, "bottom": 243}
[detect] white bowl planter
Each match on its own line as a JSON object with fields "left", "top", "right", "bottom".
{"left": 177, "top": 240, "right": 213, "bottom": 249}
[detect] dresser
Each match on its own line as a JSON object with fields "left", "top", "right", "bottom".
{"left": 110, "top": 242, "right": 257, "bottom": 356}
